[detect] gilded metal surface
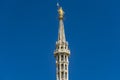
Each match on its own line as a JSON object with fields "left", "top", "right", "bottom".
{"left": 58, "top": 7, "right": 64, "bottom": 19}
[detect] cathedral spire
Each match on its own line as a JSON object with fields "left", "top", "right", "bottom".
{"left": 57, "top": 4, "right": 66, "bottom": 43}
{"left": 54, "top": 3, "right": 70, "bottom": 80}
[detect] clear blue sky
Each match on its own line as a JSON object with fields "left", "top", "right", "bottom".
{"left": 0, "top": 0, "right": 120, "bottom": 80}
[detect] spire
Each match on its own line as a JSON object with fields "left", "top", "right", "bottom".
{"left": 54, "top": 3, "right": 70, "bottom": 80}
{"left": 57, "top": 4, "right": 66, "bottom": 43}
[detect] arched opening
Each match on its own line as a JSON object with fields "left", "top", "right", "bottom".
{"left": 58, "top": 55, "right": 59, "bottom": 61}
{"left": 61, "top": 55, "right": 63, "bottom": 61}
{"left": 65, "top": 55, "right": 67, "bottom": 61}
{"left": 61, "top": 64, "right": 64, "bottom": 70}
{"left": 65, "top": 72, "right": 67, "bottom": 79}
{"left": 61, "top": 72, "right": 64, "bottom": 78}
{"left": 61, "top": 46, "right": 63, "bottom": 49}
{"left": 65, "top": 64, "right": 67, "bottom": 70}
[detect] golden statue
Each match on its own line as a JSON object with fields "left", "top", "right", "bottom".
{"left": 58, "top": 7, "right": 64, "bottom": 19}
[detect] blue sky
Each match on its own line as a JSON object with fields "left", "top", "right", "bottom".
{"left": 0, "top": 0, "right": 120, "bottom": 80}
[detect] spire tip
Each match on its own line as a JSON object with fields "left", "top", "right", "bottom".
{"left": 57, "top": 6, "right": 64, "bottom": 19}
